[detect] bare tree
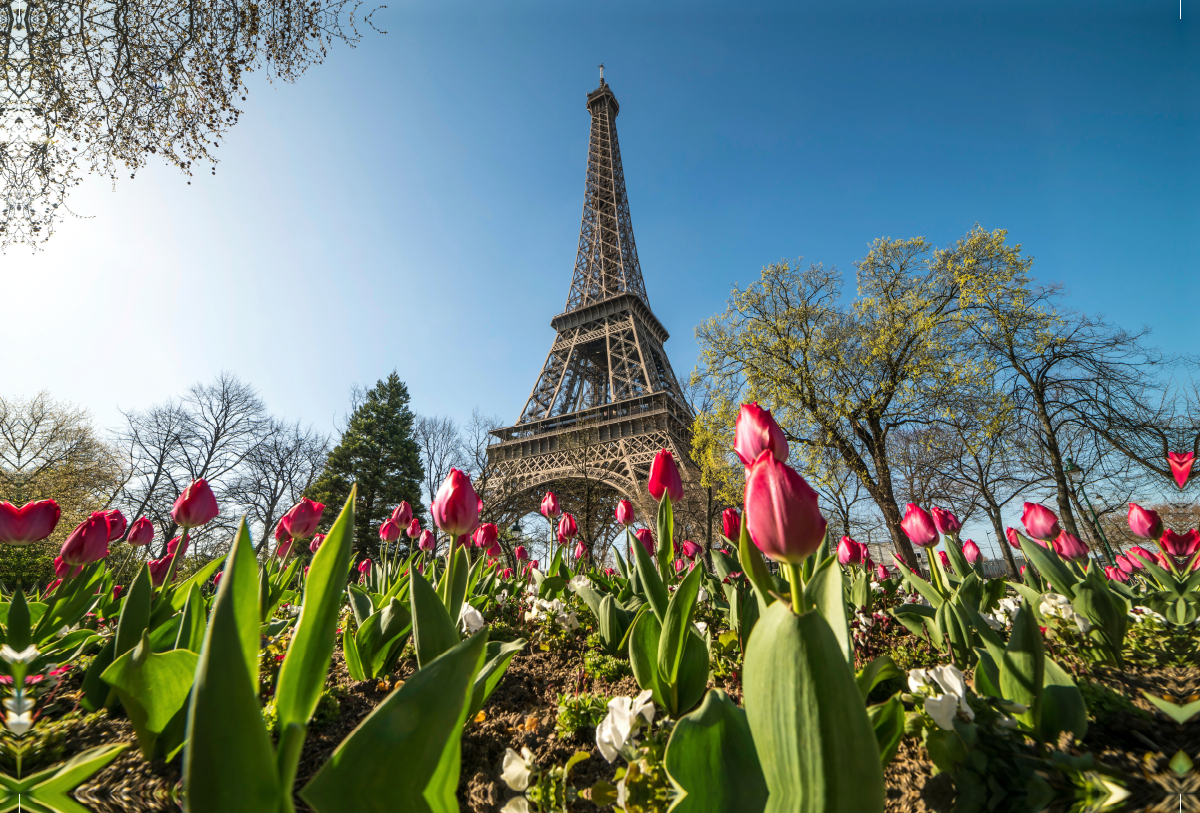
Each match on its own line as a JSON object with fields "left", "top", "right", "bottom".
{"left": 414, "top": 414, "right": 464, "bottom": 517}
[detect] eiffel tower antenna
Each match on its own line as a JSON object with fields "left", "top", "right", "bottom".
{"left": 488, "top": 76, "right": 694, "bottom": 512}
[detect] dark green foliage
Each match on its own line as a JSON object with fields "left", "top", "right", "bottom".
{"left": 308, "top": 372, "right": 424, "bottom": 555}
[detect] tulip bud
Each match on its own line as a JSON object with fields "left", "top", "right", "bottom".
{"left": 875, "top": 563, "right": 889, "bottom": 581}
{"left": 281, "top": 498, "right": 324, "bottom": 541}
{"left": 962, "top": 539, "right": 981, "bottom": 565}
{"left": 540, "top": 492, "right": 562, "bottom": 520}
{"left": 1127, "top": 503, "right": 1163, "bottom": 540}
{"left": 148, "top": 554, "right": 175, "bottom": 587}
{"left": 558, "top": 513, "right": 579, "bottom": 540}
{"left": 406, "top": 518, "right": 421, "bottom": 538}
{"left": 900, "top": 504, "right": 937, "bottom": 548}
{"left": 744, "top": 450, "right": 827, "bottom": 564}
{"left": 357, "top": 559, "right": 372, "bottom": 575}
{"left": 126, "top": 517, "right": 154, "bottom": 547}
{"left": 681, "top": 540, "right": 702, "bottom": 559}
{"left": 309, "top": 533, "right": 325, "bottom": 554}
{"left": 937, "top": 550, "right": 951, "bottom": 571}
{"left": 633, "top": 528, "right": 655, "bottom": 556}
{"left": 172, "top": 479, "right": 219, "bottom": 529}
{"left": 487, "top": 541, "right": 502, "bottom": 558}
{"left": 166, "top": 534, "right": 189, "bottom": 560}
{"left": 276, "top": 537, "right": 294, "bottom": 559}
{"left": 103, "top": 509, "right": 128, "bottom": 542}
{"left": 391, "top": 502, "right": 413, "bottom": 527}
{"left": 1019, "top": 565, "right": 1026, "bottom": 576}
{"left": 60, "top": 512, "right": 111, "bottom": 566}
{"left": 528, "top": 559, "right": 539, "bottom": 573}
{"left": 53, "top": 556, "right": 82, "bottom": 578}
{"left": 502, "top": 568, "right": 514, "bottom": 579}
{"left": 45, "top": 578, "right": 63, "bottom": 595}
{"left": 575, "top": 541, "right": 587, "bottom": 560}
{"left": 1005, "top": 527, "right": 1021, "bottom": 549}
{"left": 1104, "top": 565, "right": 1129, "bottom": 582}
{"left": 433, "top": 469, "right": 481, "bottom": 536}
{"left": 1021, "top": 503, "right": 1061, "bottom": 541}
{"left": 473, "top": 522, "right": 499, "bottom": 549}
{"left": 213, "top": 571, "right": 223, "bottom": 588}
{"left": 648, "top": 449, "right": 685, "bottom": 504}
{"left": 1115, "top": 554, "right": 1135, "bottom": 574}
{"left": 113, "top": 584, "right": 124, "bottom": 600}
{"left": 930, "top": 506, "right": 961, "bottom": 536}
{"left": 418, "top": 529, "right": 436, "bottom": 552}
{"left": 380, "top": 519, "right": 401, "bottom": 544}
{"left": 1169, "top": 452, "right": 1194, "bottom": 489}
{"left": 721, "top": 507, "right": 741, "bottom": 541}
{"left": 733, "top": 402, "right": 789, "bottom": 468}
{"left": 605, "top": 567, "right": 615, "bottom": 576}
{"left": 1052, "top": 531, "right": 1089, "bottom": 561}
{"left": 515, "top": 544, "right": 529, "bottom": 561}
{"left": 0, "top": 500, "right": 61, "bottom": 546}
{"left": 615, "top": 499, "right": 634, "bottom": 526}
{"left": 1128, "top": 545, "right": 1155, "bottom": 567}
{"left": 837, "top": 536, "right": 863, "bottom": 566}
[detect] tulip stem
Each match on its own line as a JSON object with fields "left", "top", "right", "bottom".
{"left": 786, "top": 562, "right": 803, "bottom": 613}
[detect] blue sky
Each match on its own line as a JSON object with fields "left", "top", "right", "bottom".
{"left": 6, "top": 0, "right": 1197, "bottom": 549}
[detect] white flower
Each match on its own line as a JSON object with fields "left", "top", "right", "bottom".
{"left": 870, "top": 581, "right": 882, "bottom": 592}
{"left": 569, "top": 575, "right": 592, "bottom": 592}
{"left": 500, "top": 746, "right": 535, "bottom": 791}
{"left": 5, "top": 712, "right": 32, "bottom": 736}
{"left": 997, "top": 597, "right": 1020, "bottom": 617}
{"left": 979, "top": 613, "right": 1004, "bottom": 630}
{"left": 596, "top": 690, "right": 656, "bottom": 762}
{"left": 459, "top": 603, "right": 485, "bottom": 634}
{"left": 562, "top": 611, "right": 580, "bottom": 630}
{"left": 500, "top": 797, "right": 532, "bottom": 813}
{"left": 695, "top": 621, "right": 708, "bottom": 636}
{"left": 907, "top": 668, "right": 931, "bottom": 693}
{"left": 929, "top": 665, "right": 974, "bottom": 722}
{"left": 1073, "top": 613, "right": 1092, "bottom": 634}
{"left": 497, "top": 589, "right": 510, "bottom": 607}
{"left": 924, "top": 693, "right": 960, "bottom": 730}
{"left": 697, "top": 586, "right": 708, "bottom": 603}
{"left": 854, "top": 612, "right": 874, "bottom": 629}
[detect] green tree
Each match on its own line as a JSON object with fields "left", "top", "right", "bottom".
{"left": 308, "top": 373, "right": 424, "bottom": 556}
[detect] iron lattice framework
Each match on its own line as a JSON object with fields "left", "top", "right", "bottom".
{"left": 488, "top": 78, "right": 694, "bottom": 504}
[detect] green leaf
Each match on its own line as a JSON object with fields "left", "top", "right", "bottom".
{"left": 894, "top": 564, "right": 943, "bottom": 608}
{"left": 357, "top": 597, "right": 411, "bottom": 679}
{"left": 598, "top": 594, "right": 630, "bottom": 656}
{"left": 343, "top": 627, "right": 366, "bottom": 682}
{"left": 628, "top": 609, "right": 667, "bottom": 710}
{"left": 6, "top": 589, "right": 30, "bottom": 651}
{"left": 743, "top": 603, "right": 884, "bottom": 813}
{"left": 101, "top": 631, "right": 198, "bottom": 760}
{"left": 170, "top": 555, "right": 227, "bottom": 612}
{"left": 1040, "top": 656, "right": 1087, "bottom": 742}
{"left": 78, "top": 638, "right": 115, "bottom": 712}
{"left": 973, "top": 647, "right": 1001, "bottom": 698}
{"left": 300, "top": 632, "right": 488, "bottom": 813}
{"left": 175, "top": 583, "right": 206, "bottom": 653}
{"left": 855, "top": 656, "right": 901, "bottom": 702}
{"left": 656, "top": 494, "right": 675, "bottom": 579}
{"left": 866, "top": 695, "right": 905, "bottom": 768}
{"left": 803, "top": 557, "right": 852, "bottom": 664}
{"left": 114, "top": 564, "right": 153, "bottom": 663}
{"left": 659, "top": 562, "right": 703, "bottom": 684}
{"left": 468, "top": 637, "right": 527, "bottom": 718}
{"left": 444, "top": 546, "right": 470, "bottom": 622}
{"left": 1017, "top": 535, "right": 1077, "bottom": 599}
{"left": 410, "top": 569, "right": 460, "bottom": 668}
{"left": 999, "top": 601, "right": 1044, "bottom": 734}
{"left": 1142, "top": 691, "right": 1200, "bottom": 724}
{"left": 737, "top": 520, "right": 775, "bottom": 613}
{"left": 630, "top": 526, "right": 670, "bottom": 623}
{"left": 346, "top": 584, "right": 375, "bottom": 628}
{"left": 19, "top": 743, "right": 128, "bottom": 813}
{"left": 275, "top": 491, "right": 357, "bottom": 736}
{"left": 664, "top": 689, "right": 768, "bottom": 813}
{"left": 183, "top": 517, "right": 279, "bottom": 813}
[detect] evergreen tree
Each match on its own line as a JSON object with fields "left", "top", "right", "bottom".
{"left": 308, "top": 372, "right": 424, "bottom": 556}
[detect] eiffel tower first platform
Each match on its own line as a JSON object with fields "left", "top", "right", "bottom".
{"left": 488, "top": 74, "right": 695, "bottom": 507}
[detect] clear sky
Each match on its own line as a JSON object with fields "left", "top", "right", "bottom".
{"left": 5, "top": 0, "right": 1197, "bottom": 532}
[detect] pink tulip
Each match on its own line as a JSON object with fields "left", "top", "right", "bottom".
{"left": 744, "top": 450, "right": 827, "bottom": 565}
{"left": 171, "top": 479, "right": 219, "bottom": 529}
{"left": 681, "top": 540, "right": 702, "bottom": 559}
{"left": 1005, "top": 527, "right": 1021, "bottom": 549}
{"left": 418, "top": 529, "right": 436, "bottom": 552}
{"left": 1128, "top": 545, "right": 1156, "bottom": 567}
{"left": 1052, "top": 531, "right": 1090, "bottom": 561}
{"left": 473, "top": 522, "right": 499, "bottom": 549}
{"left": 722, "top": 507, "right": 741, "bottom": 541}
{"left": 648, "top": 449, "right": 684, "bottom": 504}
{"left": 1115, "top": 554, "right": 1135, "bottom": 574}
{"left": 309, "top": 533, "right": 326, "bottom": 554}
{"left": 1169, "top": 452, "right": 1194, "bottom": 489}
{"left": 486, "top": 541, "right": 502, "bottom": 558}
{"left": 406, "top": 518, "right": 421, "bottom": 538}
{"left": 103, "top": 509, "right": 128, "bottom": 542}
{"left": 432, "top": 469, "right": 481, "bottom": 536}
{"left": 113, "top": 584, "right": 123, "bottom": 600}
{"left": 633, "top": 528, "right": 655, "bottom": 556}
{"left": 674, "top": 559, "right": 685, "bottom": 574}
{"left": 304, "top": 566, "right": 310, "bottom": 578}
{"left": 1160, "top": 528, "right": 1200, "bottom": 558}
{"left": 60, "top": 512, "right": 111, "bottom": 566}
{"left": 502, "top": 568, "right": 514, "bottom": 579}
{"left": 900, "top": 504, "right": 937, "bottom": 548}
{"left": 167, "top": 534, "right": 189, "bottom": 559}
{"left": 1127, "top": 503, "right": 1163, "bottom": 540}
{"left": 148, "top": 554, "right": 175, "bottom": 587}
{"left": 357, "top": 559, "right": 372, "bottom": 575}
{"left": 276, "top": 537, "right": 294, "bottom": 559}
{"left": 558, "top": 513, "right": 578, "bottom": 539}
{"left": 514, "top": 545, "right": 529, "bottom": 561}
{"left": 379, "top": 519, "right": 401, "bottom": 544}
{"left": 574, "top": 541, "right": 588, "bottom": 560}
{"left": 615, "top": 499, "right": 634, "bottom": 526}
{"left": 540, "top": 492, "right": 562, "bottom": 520}
{"left": 1104, "top": 566, "right": 1129, "bottom": 582}
{"left": 937, "top": 550, "right": 951, "bottom": 570}
{"left": 733, "top": 402, "right": 789, "bottom": 468}
{"left": 127, "top": 517, "right": 154, "bottom": 547}
{"left": 605, "top": 567, "right": 615, "bottom": 576}
{"left": 213, "top": 571, "right": 223, "bottom": 588}
{"left": 0, "top": 500, "right": 61, "bottom": 546}
{"left": 930, "top": 507, "right": 961, "bottom": 535}
{"left": 1021, "top": 503, "right": 1061, "bottom": 541}
{"left": 44, "top": 578, "right": 62, "bottom": 595}
{"left": 857, "top": 541, "right": 872, "bottom": 564}
{"left": 391, "top": 502, "right": 413, "bottom": 527}
{"left": 280, "top": 498, "right": 324, "bottom": 540}
{"left": 1019, "top": 565, "right": 1027, "bottom": 577}
{"left": 962, "top": 539, "right": 981, "bottom": 565}
{"left": 837, "top": 536, "right": 864, "bottom": 566}
{"left": 53, "top": 556, "right": 82, "bottom": 578}
{"left": 875, "top": 563, "right": 889, "bottom": 581}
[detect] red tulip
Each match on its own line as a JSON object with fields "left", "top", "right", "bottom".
{"left": 60, "top": 512, "right": 111, "bottom": 566}
{"left": 962, "top": 539, "right": 981, "bottom": 565}
{"left": 127, "top": 517, "right": 154, "bottom": 547}
{"left": 1021, "top": 503, "right": 1061, "bottom": 541}
{"left": 486, "top": 542, "right": 502, "bottom": 558}
{"left": 1169, "top": 452, "right": 1194, "bottom": 489}
{"left": 213, "top": 571, "right": 223, "bottom": 588}
{"left": 406, "top": 518, "right": 421, "bottom": 538}
{"left": 1104, "top": 565, "right": 1129, "bottom": 582}
{"left": 0, "top": 500, "right": 61, "bottom": 546}
{"left": 112, "top": 584, "right": 124, "bottom": 600}
{"left": 473, "top": 522, "right": 499, "bottom": 549}
{"left": 528, "top": 559, "right": 540, "bottom": 572}
{"left": 1019, "top": 565, "right": 1027, "bottom": 577}
{"left": 1052, "top": 531, "right": 1090, "bottom": 561}
{"left": 1005, "top": 527, "right": 1021, "bottom": 549}
{"left": 558, "top": 513, "right": 578, "bottom": 540}
{"left": 276, "top": 537, "right": 294, "bottom": 559}
{"left": 900, "top": 504, "right": 937, "bottom": 548}
{"left": 44, "top": 578, "right": 63, "bottom": 595}
{"left": 167, "top": 534, "right": 189, "bottom": 559}
{"left": 733, "top": 402, "right": 789, "bottom": 469}
{"left": 648, "top": 449, "right": 684, "bottom": 504}
{"left": 937, "top": 550, "right": 951, "bottom": 570}
{"left": 615, "top": 499, "right": 634, "bottom": 526}
{"left": 433, "top": 469, "right": 481, "bottom": 536}
{"left": 357, "top": 559, "right": 372, "bottom": 575}
{"left": 633, "top": 528, "right": 655, "bottom": 556}
{"left": 418, "top": 529, "right": 436, "bottom": 552}
{"left": 575, "top": 541, "right": 588, "bottom": 560}
{"left": 103, "top": 509, "right": 128, "bottom": 541}
{"left": 837, "top": 536, "right": 864, "bottom": 566}
{"left": 1128, "top": 545, "right": 1156, "bottom": 567}
{"left": 674, "top": 559, "right": 686, "bottom": 574}
{"left": 1115, "top": 554, "right": 1135, "bottom": 574}
{"left": 515, "top": 544, "right": 529, "bottom": 561}
{"left": 379, "top": 519, "right": 401, "bottom": 544}
{"left": 1160, "top": 528, "right": 1200, "bottom": 558}
{"left": 744, "top": 450, "right": 827, "bottom": 564}
{"left": 681, "top": 540, "right": 702, "bottom": 559}
{"left": 540, "top": 492, "right": 562, "bottom": 520}
{"left": 148, "top": 554, "right": 175, "bottom": 587}
{"left": 605, "top": 567, "right": 615, "bottom": 576}
{"left": 502, "top": 568, "right": 514, "bottom": 579}
{"left": 309, "top": 533, "right": 325, "bottom": 554}
{"left": 280, "top": 498, "right": 324, "bottom": 541}
{"left": 1127, "top": 503, "right": 1163, "bottom": 540}
{"left": 721, "top": 507, "right": 741, "bottom": 541}
{"left": 53, "top": 556, "right": 82, "bottom": 578}
{"left": 172, "top": 479, "right": 219, "bottom": 529}
{"left": 930, "top": 506, "right": 961, "bottom": 535}
{"left": 857, "top": 541, "right": 872, "bottom": 564}
{"left": 391, "top": 502, "right": 413, "bottom": 527}
{"left": 875, "top": 563, "right": 889, "bottom": 581}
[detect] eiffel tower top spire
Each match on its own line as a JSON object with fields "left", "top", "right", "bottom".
{"left": 564, "top": 78, "right": 651, "bottom": 312}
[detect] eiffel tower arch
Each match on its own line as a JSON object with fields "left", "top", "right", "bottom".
{"left": 488, "top": 76, "right": 696, "bottom": 533}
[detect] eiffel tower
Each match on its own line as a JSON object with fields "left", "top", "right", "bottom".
{"left": 488, "top": 72, "right": 694, "bottom": 512}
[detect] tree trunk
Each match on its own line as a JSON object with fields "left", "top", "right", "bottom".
{"left": 1030, "top": 389, "right": 1080, "bottom": 537}
{"left": 986, "top": 505, "right": 1019, "bottom": 579}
